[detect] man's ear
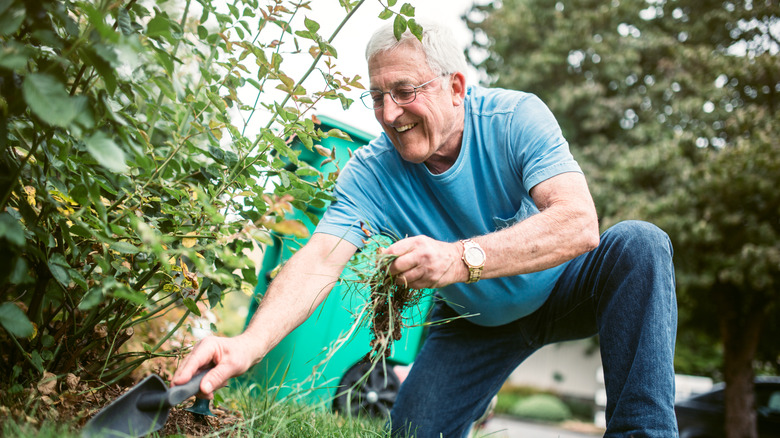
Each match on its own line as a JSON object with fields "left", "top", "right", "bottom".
{"left": 449, "top": 72, "right": 467, "bottom": 106}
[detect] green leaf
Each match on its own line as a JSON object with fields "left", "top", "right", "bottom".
{"left": 0, "top": 212, "right": 25, "bottom": 246}
{"left": 0, "top": 1, "right": 25, "bottom": 36}
{"left": 22, "top": 74, "right": 84, "bottom": 128}
{"left": 49, "top": 253, "right": 70, "bottom": 267}
{"left": 206, "top": 281, "right": 223, "bottom": 308}
{"left": 147, "top": 14, "right": 171, "bottom": 39}
{"left": 117, "top": 8, "right": 133, "bottom": 35}
{"left": 0, "top": 302, "right": 33, "bottom": 338}
{"left": 84, "top": 131, "right": 129, "bottom": 172}
{"left": 388, "top": 0, "right": 398, "bottom": 6}
{"left": 378, "top": 8, "right": 394, "bottom": 20}
{"left": 319, "top": 42, "right": 338, "bottom": 58}
{"left": 30, "top": 350, "right": 44, "bottom": 373}
{"left": 110, "top": 240, "right": 140, "bottom": 254}
{"left": 241, "top": 267, "right": 257, "bottom": 285}
{"left": 408, "top": 18, "right": 423, "bottom": 41}
{"left": 208, "top": 145, "right": 225, "bottom": 163}
{"left": 197, "top": 25, "right": 208, "bottom": 39}
{"left": 48, "top": 254, "right": 71, "bottom": 286}
{"left": 48, "top": 264, "right": 70, "bottom": 286}
{"left": 9, "top": 258, "right": 30, "bottom": 285}
{"left": 113, "top": 287, "right": 147, "bottom": 305}
{"left": 0, "top": 41, "right": 33, "bottom": 72}
{"left": 78, "top": 287, "right": 104, "bottom": 310}
{"left": 81, "top": 46, "right": 118, "bottom": 95}
{"left": 82, "top": 3, "right": 119, "bottom": 42}
{"left": 304, "top": 17, "right": 320, "bottom": 33}
{"left": 399, "top": 3, "right": 415, "bottom": 17}
{"left": 393, "top": 15, "right": 408, "bottom": 41}
{"left": 42, "top": 335, "right": 55, "bottom": 348}
{"left": 182, "top": 298, "right": 202, "bottom": 316}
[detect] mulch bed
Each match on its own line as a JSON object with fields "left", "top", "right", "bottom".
{"left": 3, "top": 375, "right": 242, "bottom": 436}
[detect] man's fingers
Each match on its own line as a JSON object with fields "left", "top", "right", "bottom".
{"left": 199, "top": 364, "right": 232, "bottom": 398}
{"left": 172, "top": 339, "right": 216, "bottom": 386}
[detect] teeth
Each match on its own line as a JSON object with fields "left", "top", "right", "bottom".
{"left": 396, "top": 123, "right": 415, "bottom": 133}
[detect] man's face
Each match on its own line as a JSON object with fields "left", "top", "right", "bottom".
{"left": 368, "top": 44, "right": 465, "bottom": 172}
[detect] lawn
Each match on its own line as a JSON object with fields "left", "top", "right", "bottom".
{"left": 2, "top": 386, "right": 388, "bottom": 437}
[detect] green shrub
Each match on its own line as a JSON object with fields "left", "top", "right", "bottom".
{"left": 509, "top": 394, "right": 572, "bottom": 423}
{"left": 0, "top": 0, "right": 420, "bottom": 395}
{"left": 561, "top": 395, "right": 594, "bottom": 422}
{"left": 494, "top": 392, "right": 522, "bottom": 415}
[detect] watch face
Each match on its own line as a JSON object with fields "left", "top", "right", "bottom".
{"left": 464, "top": 247, "right": 485, "bottom": 265}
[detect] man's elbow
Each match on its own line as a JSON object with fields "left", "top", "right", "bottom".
{"left": 580, "top": 213, "right": 600, "bottom": 253}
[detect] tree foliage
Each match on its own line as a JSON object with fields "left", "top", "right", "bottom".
{"left": 0, "top": 0, "right": 419, "bottom": 397}
{"left": 466, "top": 0, "right": 778, "bottom": 436}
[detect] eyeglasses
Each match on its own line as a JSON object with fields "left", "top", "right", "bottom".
{"left": 360, "top": 76, "right": 444, "bottom": 109}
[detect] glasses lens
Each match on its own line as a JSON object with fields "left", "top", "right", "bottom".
{"left": 361, "top": 91, "right": 381, "bottom": 109}
{"left": 391, "top": 85, "right": 416, "bottom": 104}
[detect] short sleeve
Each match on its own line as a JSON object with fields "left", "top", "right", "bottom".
{"left": 510, "top": 95, "right": 581, "bottom": 191}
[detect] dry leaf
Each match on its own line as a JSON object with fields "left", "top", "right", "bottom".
{"left": 182, "top": 232, "right": 198, "bottom": 248}
{"left": 37, "top": 372, "right": 57, "bottom": 396}
{"left": 65, "top": 373, "right": 80, "bottom": 391}
{"left": 265, "top": 220, "right": 310, "bottom": 239}
{"left": 315, "top": 145, "right": 331, "bottom": 157}
{"left": 24, "top": 186, "right": 36, "bottom": 206}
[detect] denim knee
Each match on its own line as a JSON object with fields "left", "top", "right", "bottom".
{"left": 603, "top": 220, "right": 673, "bottom": 261}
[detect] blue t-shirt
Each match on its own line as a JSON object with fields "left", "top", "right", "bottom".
{"left": 314, "top": 86, "right": 582, "bottom": 326}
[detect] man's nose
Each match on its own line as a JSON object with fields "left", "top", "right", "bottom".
{"left": 380, "top": 94, "right": 403, "bottom": 125}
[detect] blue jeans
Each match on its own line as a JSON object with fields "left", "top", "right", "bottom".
{"left": 389, "top": 221, "right": 678, "bottom": 437}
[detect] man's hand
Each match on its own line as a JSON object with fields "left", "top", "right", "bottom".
{"left": 171, "top": 234, "right": 357, "bottom": 398}
{"left": 383, "top": 236, "right": 466, "bottom": 289}
{"left": 172, "top": 333, "right": 261, "bottom": 399}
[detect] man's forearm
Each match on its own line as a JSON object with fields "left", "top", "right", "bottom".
{"left": 476, "top": 172, "right": 599, "bottom": 280}
{"left": 241, "top": 233, "right": 357, "bottom": 364}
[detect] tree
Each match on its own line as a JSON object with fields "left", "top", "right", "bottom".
{"left": 465, "top": 0, "right": 779, "bottom": 436}
{"left": 0, "top": 0, "right": 420, "bottom": 402}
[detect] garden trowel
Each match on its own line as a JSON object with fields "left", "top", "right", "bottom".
{"left": 82, "top": 368, "right": 212, "bottom": 438}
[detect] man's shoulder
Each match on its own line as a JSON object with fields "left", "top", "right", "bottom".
{"left": 352, "top": 133, "right": 396, "bottom": 162}
{"left": 466, "top": 85, "right": 541, "bottom": 116}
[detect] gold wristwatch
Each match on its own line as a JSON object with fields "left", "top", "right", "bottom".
{"left": 460, "top": 239, "right": 486, "bottom": 284}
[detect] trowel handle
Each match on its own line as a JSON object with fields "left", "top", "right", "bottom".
{"left": 168, "top": 368, "right": 211, "bottom": 406}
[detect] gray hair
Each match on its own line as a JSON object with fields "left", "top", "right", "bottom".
{"left": 365, "top": 20, "right": 468, "bottom": 79}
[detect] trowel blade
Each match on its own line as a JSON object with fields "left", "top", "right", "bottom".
{"left": 81, "top": 374, "right": 171, "bottom": 438}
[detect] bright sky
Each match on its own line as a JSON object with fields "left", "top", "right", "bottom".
{"left": 277, "top": 0, "right": 482, "bottom": 136}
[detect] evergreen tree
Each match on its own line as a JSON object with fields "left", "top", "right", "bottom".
{"left": 466, "top": 0, "right": 779, "bottom": 436}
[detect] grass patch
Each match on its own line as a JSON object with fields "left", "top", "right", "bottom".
{"left": 1, "top": 386, "right": 389, "bottom": 437}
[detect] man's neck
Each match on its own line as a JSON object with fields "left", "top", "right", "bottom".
{"left": 424, "top": 135, "right": 463, "bottom": 174}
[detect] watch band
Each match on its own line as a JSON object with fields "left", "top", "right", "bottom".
{"left": 461, "top": 239, "right": 485, "bottom": 284}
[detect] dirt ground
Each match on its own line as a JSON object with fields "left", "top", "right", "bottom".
{"left": 4, "top": 377, "right": 242, "bottom": 436}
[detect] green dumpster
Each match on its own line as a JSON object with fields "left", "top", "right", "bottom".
{"left": 239, "top": 115, "right": 433, "bottom": 417}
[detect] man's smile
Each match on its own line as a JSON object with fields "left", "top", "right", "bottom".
{"left": 395, "top": 123, "right": 416, "bottom": 133}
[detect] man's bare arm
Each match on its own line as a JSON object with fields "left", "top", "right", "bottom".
{"left": 478, "top": 171, "right": 599, "bottom": 278}
{"left": 383, "top": 172, "right": 599, "bottom": 288}
{"left": 172, "top": 232, "right": 357, "bottom": 396}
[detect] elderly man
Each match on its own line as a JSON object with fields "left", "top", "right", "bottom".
{"left": 174, "top": 21, "right": 678, "bottom": 437}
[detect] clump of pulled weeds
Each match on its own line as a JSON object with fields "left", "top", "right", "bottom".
{"left": 348, "top": 224, "right": 427, "bottom": 362}
{"left": 365, "top": 253, "right": 424, "bottom": 360}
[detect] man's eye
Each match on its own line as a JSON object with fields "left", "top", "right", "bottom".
{"left": 393, "top": 88, "right": 415, "bottom": 101}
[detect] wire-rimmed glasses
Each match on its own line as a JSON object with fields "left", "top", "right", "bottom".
{"left": 360, "top": 75, "right": 444, "bottom": 109}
